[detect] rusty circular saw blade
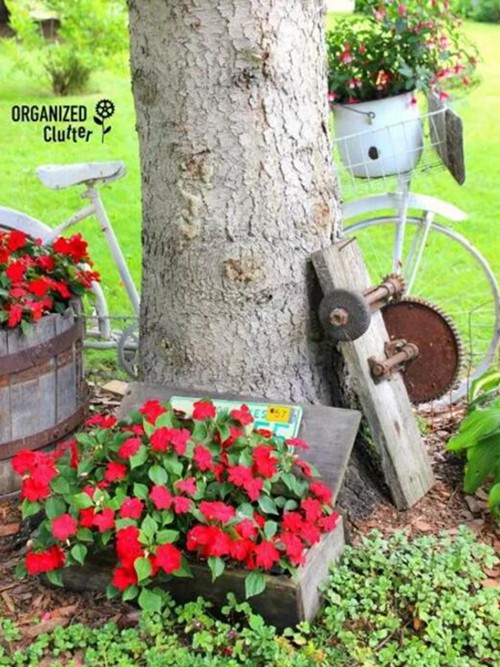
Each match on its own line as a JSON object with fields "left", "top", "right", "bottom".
{"left": 381, "top": 297, "right": 464, "bottom": 404}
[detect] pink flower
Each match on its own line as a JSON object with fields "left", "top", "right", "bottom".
{"left": 172, "top": 495, "right": 192, "bottom": 514}
{"left": 175, "top": 477, "right": 197, "bottom": 495}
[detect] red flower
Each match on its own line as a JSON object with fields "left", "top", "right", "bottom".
{"left": 294, "top": 459, "right": 312, "bottom": 478}
{"left": 139, "top": 399, "right": 167, "bottom": 425}
{"left": 175, "top": 477, "right": 197, "bottom": 495}
{"left": 170, "top": 428, "right": 190, "bottom": 456}
{"left": 150, "top": 427, "right": 173, "bottom": 452}
{"left": 116, "top": 526, "right": 143, "bottom": 568}
{"left": 254, "top": 541, "right": 280, "bottom": 570}
{"left": 255, "top": 428, "right": 273, "bottom": 439}
{"left": 300, "top": 523, "right": 321, "bottom": 546}
{"left": 199, "top": 501, "right": 235, "bottom": 524}
{"left": 104, "top": 462, "right": 127, "bottom": 483}
{"left": 7, "top": 304, "right": 23, "bottom": 328}
{"left": 286, "top": 438, "right": 309, "bottom": 451}
{"left": 252, "top": 445, "right": 279, "bottom": 478}
{"left": 186, "top": 524, "right": 232, "bottom": 558}
{"left": 230, "top": 538, "right": 254, "bottom": 562}
{"left": 279, "top": 532, "right": 305, "bottom": 566}
{"left": 35, "top": 255, "right": 55, "bottom": 272}
{"left": 51, "top": 514, "right": 78, "bottom": 541}
{"left": 25, "top": 545, "right": 65, "bottom": 574}
{"left": 54, "top": 439, "right": 79, "bottom": 469}
{"left": 230, "top": 404, "right": 253, "bottom": 426}
{"left": 85, "top": 414, "right": 117, "bottom": 429}
{"left": 119, "top": 497, "right": 144, "bottom": 520}
{"left": 193, "top": 445, "right": 212, "bottom": 471}
{"left": 222, "top": 426, "right": 244, "bottom": 448}
{"left": 244, "top": 477, "right": 263, "bottom": 502}
{"left": 155, "top": 543, "right": 182, "bottom": 574}
{"left": 7, "top": 230, "right": 27, "bottom": 252}
{"left": 235, "top": 518, "right": 258, "bottom": 540}
{"left": 52, "top": 233, "right": 89, "bottom": 263}
{"left": 112, "top": 565, "right": 138, "bottom": 590}
{"left": 6, "top": 260, "right": 27, "bottom": 282}
{"left": 11, "top": 450, "right": 37, "bottom": 476}
{"left": 227, "top": 465, "right": 253, "bottom": 487}
{"left": 79, "top": 508, "right": 96, "bottom": 528}
{"left": 27, "top": 277, "right": 50, "bottom": 297}
{"left": 310, "top": 481, "right": 332, "bottom": 504}
{"left": 319, "top": 512, "right": 339, "bottom": 533}
{"left": 192, "top": 400, "right": 216, "bottom": 421}
{"left": 172, "top": 496, "right": 192, "bottom": 514}
{"left": 283, "top": 512, "right": 303, "bottom": 532}
{"left": 149, "top": 485, "right": 173, "bottom": 510}
{"left": 118, "top": 437, "right": 142, "bottom": 459}
{"left": 93, "top": 508, "right": 115, "bottom": 533}
{"left": 301, "top": 498, "right": 323, "bottom": 522}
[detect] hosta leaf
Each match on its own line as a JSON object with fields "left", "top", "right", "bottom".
{"left": 447, "top": 409, "right": 500, "bottom": 451}
{"left": 463, "top": 433, "right": 500, "bottom": 493}
{"left": 488, "top": 482, "right": 500, "bottom": 511}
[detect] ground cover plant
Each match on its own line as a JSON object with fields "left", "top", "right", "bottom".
{"left": 12, "top": 399, "right": 339, "bottom": 610}
{"left": 1, "top": 528, "right": 499, "bottom": 666}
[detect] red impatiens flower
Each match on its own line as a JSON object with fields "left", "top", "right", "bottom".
{"left": 172, "top": 496, "right": 192, "bottom": 514}
{"left": 79, "top": 507, "right": 96, "bottom": 528}
{"left": 11, "top": 450, "right": 37, "bottom": 476}
{"left": 7, "top": 230, "right": 27, "bottom": 252}
{"left": 6, "top": 260, "right": 27, "bottom": 283}
{"left": 310, "top": 481, "right": 332, "bottom": 504}
{"left": 18, "top": 452, "right": 58, "bottom": 502}
{"left": 51, "top": 514, "right": 78, "bottom": 541}
{"left": 170, "top": 428, "right": 190, "bottom": 456}
{"left": 193, "top": 445, "right": 212, "bottom": 471}
{"left": 230, "top": 537, "right": 254, "bottom": 562}
{"left": 293, "top": 459, "right": 312, "bottom": 478}
{"left": 92, "top": 508, "right": 115, "bottom": 533}
{"left": 149, "top": 485, "right": 173, "bottom": 510}
{"left": 192, "top": 400, "right": 216, "bottom": 421}
{"left": 235, "top": 518, "right": 258, "bottom": 540}
{"left": 116, "top": 526, "right": 143, "bottom": 568}
{"left": 118, "top": 437, "right": 142, "bottom": 459}
{"left": 227, "top": 465, "right": 263, "bottom": 501}
{"left": 104, "top": 462, "right": 127, "bottom": 483}
{"left": 175, "top": 477, "right": 197, "bottom": 495}
{"left": 300, "top": 523, "right": 321, "bottom": 546}
{"left": 252, "top": 445, "right": 279, "bottom": 479}
{"left": 282, "top": 511, "right": 303, "bottom": 532}
{"left": 52, "top": 233, "right": 89, "bottom": 263}
{"left": 186, "top": 524, "right": 232, "bottom": 558}
{"left": 155, "top": 543, "right": 182, "bottom": 573}
{"left": 301, "top": 498, "right": 323, "bottom": 522}
{"left": 25, "top": 545, "right": 65, "bottom": 574}
{"left": 85, "top": 414, "right": 117, "bottom": 429}
{"left": 230, "top": 404, "right": 254, "bottom": 426}
{"left": 119, "top": 497, "right": 144, "bottom": 520}
{"left": 254, "top": 540, "right": 280, "bottom": 570}
{"left": 150, "top": 427, "right": 173, "bottom": 452}
{"left": 112, "top": 565, "right": 138, "bottom": 590}
{"left": 7, "top": 304, "right": 23, "bottom": 328}
{"left": 279, "top": 532, "right": 306, "bottom": 566}
{"left": 139, "top": 399, "right": 167, "bottom": 425}
{"left": 319, "top": 512, "right": 339, "bottom": 532}
{"left": 199, "top": 501, "right": 235, "bottom": 524}
{"left": 286, "top": 438, "right": 309, "bottom": 451}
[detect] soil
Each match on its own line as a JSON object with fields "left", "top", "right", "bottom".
{"left": 1, "top": 384, "right": 500, "bottom": 648}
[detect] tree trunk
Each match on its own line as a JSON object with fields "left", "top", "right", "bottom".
{"left": 128, "top": 0, "right": 385, "bottom": 516}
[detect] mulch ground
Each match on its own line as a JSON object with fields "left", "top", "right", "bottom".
{"left": 1, "top": 384, "right": 500, "bottom": 647}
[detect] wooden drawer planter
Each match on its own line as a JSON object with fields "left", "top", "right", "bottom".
{"left": 60, "top": 517, "right": 345, "bottom": 630}
{"left": 0, "top": 306, "right": 87, "bottom": 497}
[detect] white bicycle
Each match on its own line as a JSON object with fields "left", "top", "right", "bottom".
{"left": 333, "top": 107, "right": 500, "bottom": 405}
{"left": 0, "top": 161, "right": 140, "bottom": 377}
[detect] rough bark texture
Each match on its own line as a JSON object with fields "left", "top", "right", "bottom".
{"left": 128, "top": 0, "right": 339, "bottom": 402}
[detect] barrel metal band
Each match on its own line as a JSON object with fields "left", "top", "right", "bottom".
{"left": 0, "top": 404, "right": 88, "bottom": 461}
{"left": 0, "top": 319, "right": 84, "bottom": 376}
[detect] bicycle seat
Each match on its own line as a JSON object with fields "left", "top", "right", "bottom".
{"left": 36, "top": 161, "right": 126, "bottom": 190}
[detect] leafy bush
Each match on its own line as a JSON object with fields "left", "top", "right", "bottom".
{"left": 474, "top": 0, "right": 500, "bottom": 22}
{"left": 315, "top": 528, "right": 500, "bottom": 666}
{"left": 4, "top": 0, "right": 128, "bottom": 95}
{"left": 447, "top": 368, "right": 500, "bottom": 513}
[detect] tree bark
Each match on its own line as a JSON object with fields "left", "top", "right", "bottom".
{"left": 128, "top": 0, "right": 385, "bottom": 516}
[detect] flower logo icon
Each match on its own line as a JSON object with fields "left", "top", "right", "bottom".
{"left": 94, "top": 99, "right": 115, "bottom": 143}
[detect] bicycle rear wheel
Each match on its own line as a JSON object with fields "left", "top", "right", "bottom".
{"left": 343, "top": 216, "right": 500, "bottom": 404}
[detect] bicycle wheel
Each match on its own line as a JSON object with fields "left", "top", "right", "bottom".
{"left": 343, "top": 215, "right": 500, "bottom": 404}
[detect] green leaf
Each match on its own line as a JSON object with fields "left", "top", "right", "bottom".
{"left": 447, "top": 409, "right": 500, "bottom": 451}
{"left": 207, "top": 556, "right": 225, "bottom": 581}
{"left": 488, "top": 483, "right": 500, "bottom": 511}
{"left": 217, "top": 423, "right": 231, "bottom": 443}
{"left": 264, "top": 520, "right": 278, "bottom": 539}
{"left": 134, "top": 556, "right": 152, "bottom": 582}
{"left": 257, "top": 495, "right": 278, "bottom": 515}
{"left": 138, "top": 588, "right": 162, "bottom": 613}
{"left": 148, "top": 465, "right": 168, "bottom": 486}
{"left": 284, "top": 499, "right": 298, "bottom": 512}
{"left": 141, "top": 515, "right": 158, "bottom": 540}
{"left": 122, "top": 585, "right": 139, "bottom": 601}
{"left": 21, "top": 499, "right": 41, "bottom": 519}
{"left": 172, "top": 557, "right": 193, "bottom": 578}
{"left": 70, "top": 544, "right": 87, "bottom": 565}
{"left": 133, "top": 483, "right": 149, "bottom": 500}
{"left": 130, "top": 445, "right": 149, "bottom": 469}
{"left": 155, "top": 412, "right": 173, "bottom": 428}
{"left": 76, "top": 433, "right": 94, "bottom": 447}
{"left": 50, "top": 477, "right": 70, "bottom": 495}
{"left": 163, "top": 455, "right": 183, "bottom": 477}
{"left": 463, "top": 433, "right": 500, "bottom": 493}
{"left": 70, "top": 493, "right": 94, "bottom": 510}
{"left": 157, "top": 529, "right": 179, "bottom": 544}
{"left": 46, "top": 569, "right": 64, "bottom": 587}
{"left": 76, "top": 528, "right": 94, "bottom": 542}
{"left": 237, "top": 503, "right": 254, "bottom": 518}
{"left": 245, "top": 571, "right": 266, "bottom": 599}
{"left": 143, "top": 420, "right": 156, "bottom": 437}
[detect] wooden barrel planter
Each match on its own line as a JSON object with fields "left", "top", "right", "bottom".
{"left": 0, "top": 305, "right": 87, "bottom": 497}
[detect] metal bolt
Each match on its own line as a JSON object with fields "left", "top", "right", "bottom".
{"left": 329, "top": 308, "right": 349, "bottom": 327}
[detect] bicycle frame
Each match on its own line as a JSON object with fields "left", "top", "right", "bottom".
{"left": 46, "top": 185, "right": 140, "bottom": 317}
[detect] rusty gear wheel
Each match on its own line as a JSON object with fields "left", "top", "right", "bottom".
{"left": 382, "top": 297, "right": 464, "bottom": 404}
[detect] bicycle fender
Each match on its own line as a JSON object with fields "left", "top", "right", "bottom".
{"left": 343, "top": 194, "right": 468, "bottom": 223}
{"left": 0, "top": 207, "right": 53, "bottom": 241}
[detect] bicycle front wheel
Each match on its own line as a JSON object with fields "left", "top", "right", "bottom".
{"left": 343, "top": 216, "right": 500, "bottom": 404}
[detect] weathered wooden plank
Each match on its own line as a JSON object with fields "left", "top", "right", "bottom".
{"left": 312, "top": 241, "right": 434, "bottom": 509}
{"left": 0, "top": 327, "right": 11, "bottom": 442}
{"left": 120, "top": 383, "right": 361, "bottom": 502}
{"left": 59, "top": 517, "right": 345, "bottom": 630}
{"left": 55, "top": 308, "right": 78, "bottom": 423}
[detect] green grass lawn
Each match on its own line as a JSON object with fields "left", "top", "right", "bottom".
{"left": 0, "top": 19, "right": 499, "bottom": 373}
